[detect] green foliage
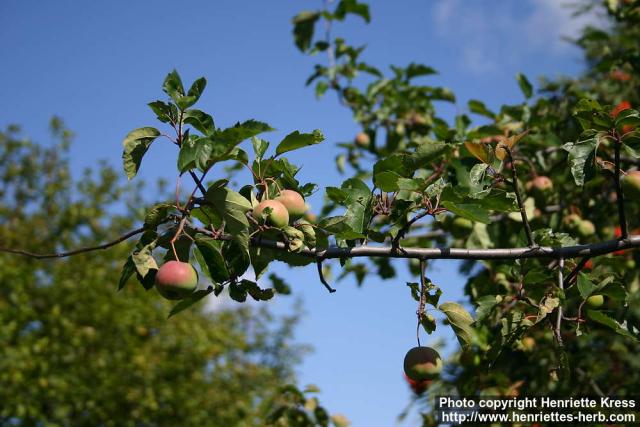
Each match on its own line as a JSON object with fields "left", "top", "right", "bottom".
{"left": 0, "top": 125, "right": 328, "bottom": 426}
{"left": 290, "top": 0, "right": 640, "bottom": 422}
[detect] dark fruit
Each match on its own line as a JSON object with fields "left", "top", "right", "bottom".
{"left": 403, "top": 346, "right": 443, "bottom": 381}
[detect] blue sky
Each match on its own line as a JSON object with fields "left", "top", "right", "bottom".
{"left": 0, "top": 1, "right": 595, "bottom": 425}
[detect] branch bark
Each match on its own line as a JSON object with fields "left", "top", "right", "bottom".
{"left": 2, "top": 225, "right": 639, "bottom": 262}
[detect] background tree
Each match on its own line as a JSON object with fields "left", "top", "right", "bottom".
{"left": 0, "top": 121, "right": 347, "bottom": 426}
{"left": 291, "top": 0, "right": 640, "bottom": 423}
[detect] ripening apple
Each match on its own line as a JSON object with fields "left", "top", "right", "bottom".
{"left": 577, "top": 219, "right": 596, "bottom": 238}
{"left": 622, "top": 170, "right": 640, "bottom": 199}
{"left": 586, "top": 294, "right": 604, "bottom": 308}
{"left": 275, "top": 190, "right": 307, "bottom": 220}
{"left": 252, "top": 199, "right": 289, "bottom": 228}
{"left": 403, "top": 373, "right": 431, "bottom": 395}
{"left": 526, "top": 176, "right": 553, "bottom": 193}
{"left": 403, "top": 346, "right": 443, "bottom": 381}
{"left": 155, "top": 260, "right": 198, "bottom": 300}
{"left": 355, "top": 132, "right": 370, "bottom": 148}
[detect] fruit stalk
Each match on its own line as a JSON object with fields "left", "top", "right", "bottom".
{"left": 506, "top": 149, "right": 535, "bottom": 247}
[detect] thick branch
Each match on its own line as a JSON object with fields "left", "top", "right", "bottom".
{"left": 196, "top": 227, "right": 640, "bottom": 261}
{"left": 3, "top": 225, "right": 639, "bottom": 263}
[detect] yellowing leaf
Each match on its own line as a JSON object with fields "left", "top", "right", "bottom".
{"left": 464, "top": 141, "right": 491, "bottom": 164}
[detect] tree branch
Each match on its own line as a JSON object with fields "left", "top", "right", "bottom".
{"left": 3, "top": 225, "right": 639, "bottom": 263}
{"left": 0, "top": 226, "right": 149, "bottom": 259}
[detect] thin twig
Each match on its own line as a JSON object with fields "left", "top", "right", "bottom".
{"left": 563, "top": 256, "right": 590, "bottom": 288}
{"left": 613, "top": 134, "right": 629, "bottom": 238}
{"left": 0, "top": 227, "right": 149, "bottom": 259}
{"left": 316, "top": 258, "right": 336, "bottom": 293}
{"left": 555, "top": 258, "right": 565, "bottom": 348}
{"left": 507, "top": 148, "right": 536, "bottom": 247}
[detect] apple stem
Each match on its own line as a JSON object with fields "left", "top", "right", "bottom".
{"left": 506, "top": 148, "right": 536, "bottom": 247}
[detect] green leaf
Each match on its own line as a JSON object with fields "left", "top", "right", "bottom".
{"left": 162, "top": 70, "right": 185, "bottom": 103}
{"left": 251, "top": 137, "right": 269, "bottom": 159}
{"left": 275, "top": 129, "right": 324, "bottom": 156}
{"left": 405, "top": 63, "right": 437, "bottom": 79}
{"left": 440, "top": 187, "right": 491, "bottom": 223}
{"left": 194, "top": 237, "right": 230, "bottom": 283}
{"left": 204, "top": 184, "right": 252, "bottom": 234}
{"left": 183, "top": 109, "right": 215, "bottom": 135}
{"left": 118, "top": 256, "right": 136, "bottom": 291}
{"left": 215, "top": 120, "right": 274, "bottom": 147}
{"left": 132, "top": 243, "right": 158, "bottom": 290}
{"left": 439, "top": 302, "right": 474, "bottom": 350}
{"left": 334, "top": 0, "right": 370, "bottom": 22}
{"left": 168, "top": 288, "right": 213, "bottom": 318}
{"left": 468, "top": 99, "right": 495, "bottom": 118}
{"left": 182, "top": 77, "right": 207, "bottom": 109}
{"left": 475, "top": 295, "right": 499, "bottom": 322}
{"left": 374, "top": 171, "right": 402, "bottom": 192}
{"left": 292, "top": 11, "right": 320, "bottom": 52}
{"left": 576, "top": 273, "right": 596, "bottom": 299}
{"left": 340, "top": 178, "right": 372, "bottom": 235}
{"left": 516, "top": 73, "right": 533, "bottom": 98}
{"left": 586, "top": 310, "right": 638, "bottom": 341}
{"left": 122, "top": 127, "right": 160, "bottom": 179}
{"left": 148, "top": 100, "right": 178, "bottom": 124}
{"left": 562, "top": 131, "right": 600, "bottom": 186}
{"left": 144, "top": 203, "right": 173, "bottom": 228}
{"left": 317, "top": 216, "right": 365, "bottom": 240}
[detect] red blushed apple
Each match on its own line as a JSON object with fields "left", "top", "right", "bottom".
{"left": 252, "top": 199, "right": 289, "bottom": 228}
{"left": 155, "top": 261, "right": 198, "bottom": 300}
{"left": 275, "top": 190, "right": 307, "bottom": 220}
{"left": 403, "top": 373, "right": 431, "bottom": 395}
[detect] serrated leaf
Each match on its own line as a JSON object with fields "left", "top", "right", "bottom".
{"left": 144, "top": 203, "right": 173, "bottom": 228}
{"left": 439, "top": 302, "right": 474, "bottom": 350}
{"left": 122, "top": 127, "right": 160, "bottom": 179}
{"left": 168, "top": 287, "right": 213, "bottom": 318}
{"left": 275, "top": 129, "right": 324, "bottom": 156}
{"left": 586, "top": 309, "right": 638, "bottom": 341}
{"left": 183, "top": 109, "right": 215, "bottom": 135}
{"left": 562, "top": 131, "right": 600, "bottom": 186}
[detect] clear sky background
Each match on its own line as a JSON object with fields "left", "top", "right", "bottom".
{"left": 0, "top": 1, "right": 598, "bottom": 425}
